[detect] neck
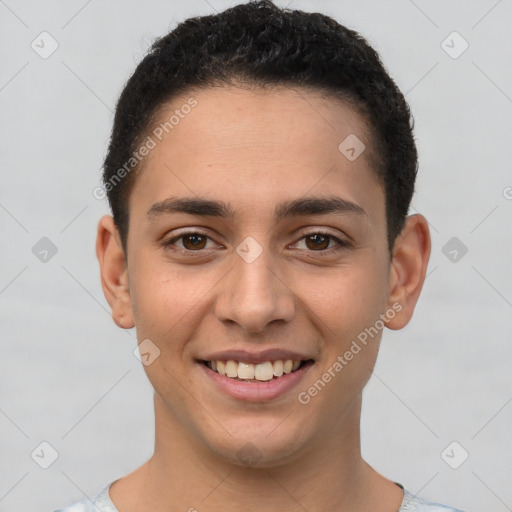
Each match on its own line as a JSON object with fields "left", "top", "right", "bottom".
{"left": 110, "top": 392, "right": 403, "bottom": 512}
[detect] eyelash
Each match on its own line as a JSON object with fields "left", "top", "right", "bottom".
{"left": 161, "top": 229, "right": 350, "bottom": 256}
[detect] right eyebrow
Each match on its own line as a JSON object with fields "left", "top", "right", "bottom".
{"left": 147, "top": 196, "right": 235, "bottom": 219}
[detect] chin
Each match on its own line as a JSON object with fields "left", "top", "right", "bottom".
{"left": 200, "top": 416, "right": 313, "bottom": 469}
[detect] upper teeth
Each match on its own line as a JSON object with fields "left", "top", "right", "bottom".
{"left": 208, "top": 360, "right": 302, "bottom": 381}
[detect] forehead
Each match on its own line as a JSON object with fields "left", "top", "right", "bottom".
{"left": 130, "top": 86, "right": 384, "bottom": 227}
{"left": 150, "top": 85, "right": 373, "bottom": 167}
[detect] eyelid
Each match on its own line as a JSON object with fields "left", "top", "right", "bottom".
{"left": 291, "top": 228, "right": 351, "bottom": 253}
{"left": 162, "top": 229, "right": 219, "bottom": 251}
{"left": 294, "top": 226, "right": 348, "bottom": 240}
{"left": 161, "top": 227, "right": 351, "bottom": 255}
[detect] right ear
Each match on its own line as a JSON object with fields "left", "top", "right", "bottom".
{"left": 96, "top": 215, "right": 134, "bottom": 329}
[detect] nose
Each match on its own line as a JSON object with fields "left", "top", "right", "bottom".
{"left": 214, "top": 244, "right": 296, "bottom": 335}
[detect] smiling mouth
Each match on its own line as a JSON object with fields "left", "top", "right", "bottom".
{"left": 201, "top": 359, "right": 314, "bottom": 382}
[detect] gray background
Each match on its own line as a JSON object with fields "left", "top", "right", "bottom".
{"left": 1, "top": 0, "right": 511, "bottom": 510}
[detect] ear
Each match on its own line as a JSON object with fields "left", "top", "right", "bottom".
{"left": 96, "top": 215, "right": 134, "bottom": 329}
{"left": 385, "top": 214, "right": 431, "bottom": 330}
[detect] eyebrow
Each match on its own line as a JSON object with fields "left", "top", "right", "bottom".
{"left": 147, "top": 195, "right": 366, "bottom": 222}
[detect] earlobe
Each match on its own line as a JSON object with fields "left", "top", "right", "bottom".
{"left": 385, "top": 214, "right": 431, "bottom": 330}
{"left": 96, "top": 215, "right": 135, "bottom": 329}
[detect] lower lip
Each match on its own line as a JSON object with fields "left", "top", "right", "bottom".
{"left": 198, "top": 361, "right": 314, "bottom": 402}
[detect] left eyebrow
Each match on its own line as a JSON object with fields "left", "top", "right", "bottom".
{"left": 146, "top": 195, "right": 367, "bottom": 221}
{"left": 274, "top": 196, "right": 367, "bottom": 221}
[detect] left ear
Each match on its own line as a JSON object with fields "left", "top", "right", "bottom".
{"left": 385, "top": 214, "right": 431, "bottom": 330}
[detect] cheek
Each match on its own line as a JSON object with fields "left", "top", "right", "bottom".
{"left": 129, "top": 255, "right": 225, "bottom": 369}
{"left": 313, "top": 262, "right": 388, "bottom": 401}
{"left": 296, "top": 259, "right": 388, "bottom": 338}
{"left": 129, "top": 265, "right": 205, "bottom": 402}
{"left": 129, "top": 259, "right": 202, "bottom": 343}
{"left": 293, "top": 257, "right": 387, "bottom": 393}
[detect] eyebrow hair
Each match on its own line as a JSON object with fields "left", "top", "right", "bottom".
{"left": 146, "top": 195, "right": 366, "bottom": 221}
{"left": 274, "top": 196, "right": 366, "bottom": 220}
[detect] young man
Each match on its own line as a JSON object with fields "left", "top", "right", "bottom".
{"left": 56, "top": 1, "right": 465, "bottom": 511}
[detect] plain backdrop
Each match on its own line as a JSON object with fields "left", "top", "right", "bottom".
{"left": 1, "top": 1, "right": 511, "bottom": 510}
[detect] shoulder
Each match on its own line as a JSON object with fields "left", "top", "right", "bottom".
{"left": 400, "top": 488, "right": 466, "bottom": 512}
{"left": 52, "top": 481, "right": 118, "bottom": 512}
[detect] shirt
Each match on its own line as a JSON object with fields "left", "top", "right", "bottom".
{"left": 53, "top": 480, "right": 465, "bottom": 511}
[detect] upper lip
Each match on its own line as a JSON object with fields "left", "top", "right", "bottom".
{"left": 199, "top": 349, "right": 315, "bottom": 365}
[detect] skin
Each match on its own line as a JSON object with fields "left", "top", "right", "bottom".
{"left": 96, "top": 86, "right": 430, "bottom": 512}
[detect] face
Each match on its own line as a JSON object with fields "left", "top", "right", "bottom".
{"left": 99, "top": 86, "right": 427, "bottom": 468}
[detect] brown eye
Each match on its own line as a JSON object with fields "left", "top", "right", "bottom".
{"left": 304, "top": 233, "right": 331, "bottom": 250}
{"left": 181, "top": 233, "right": 208, "bottom": 250}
